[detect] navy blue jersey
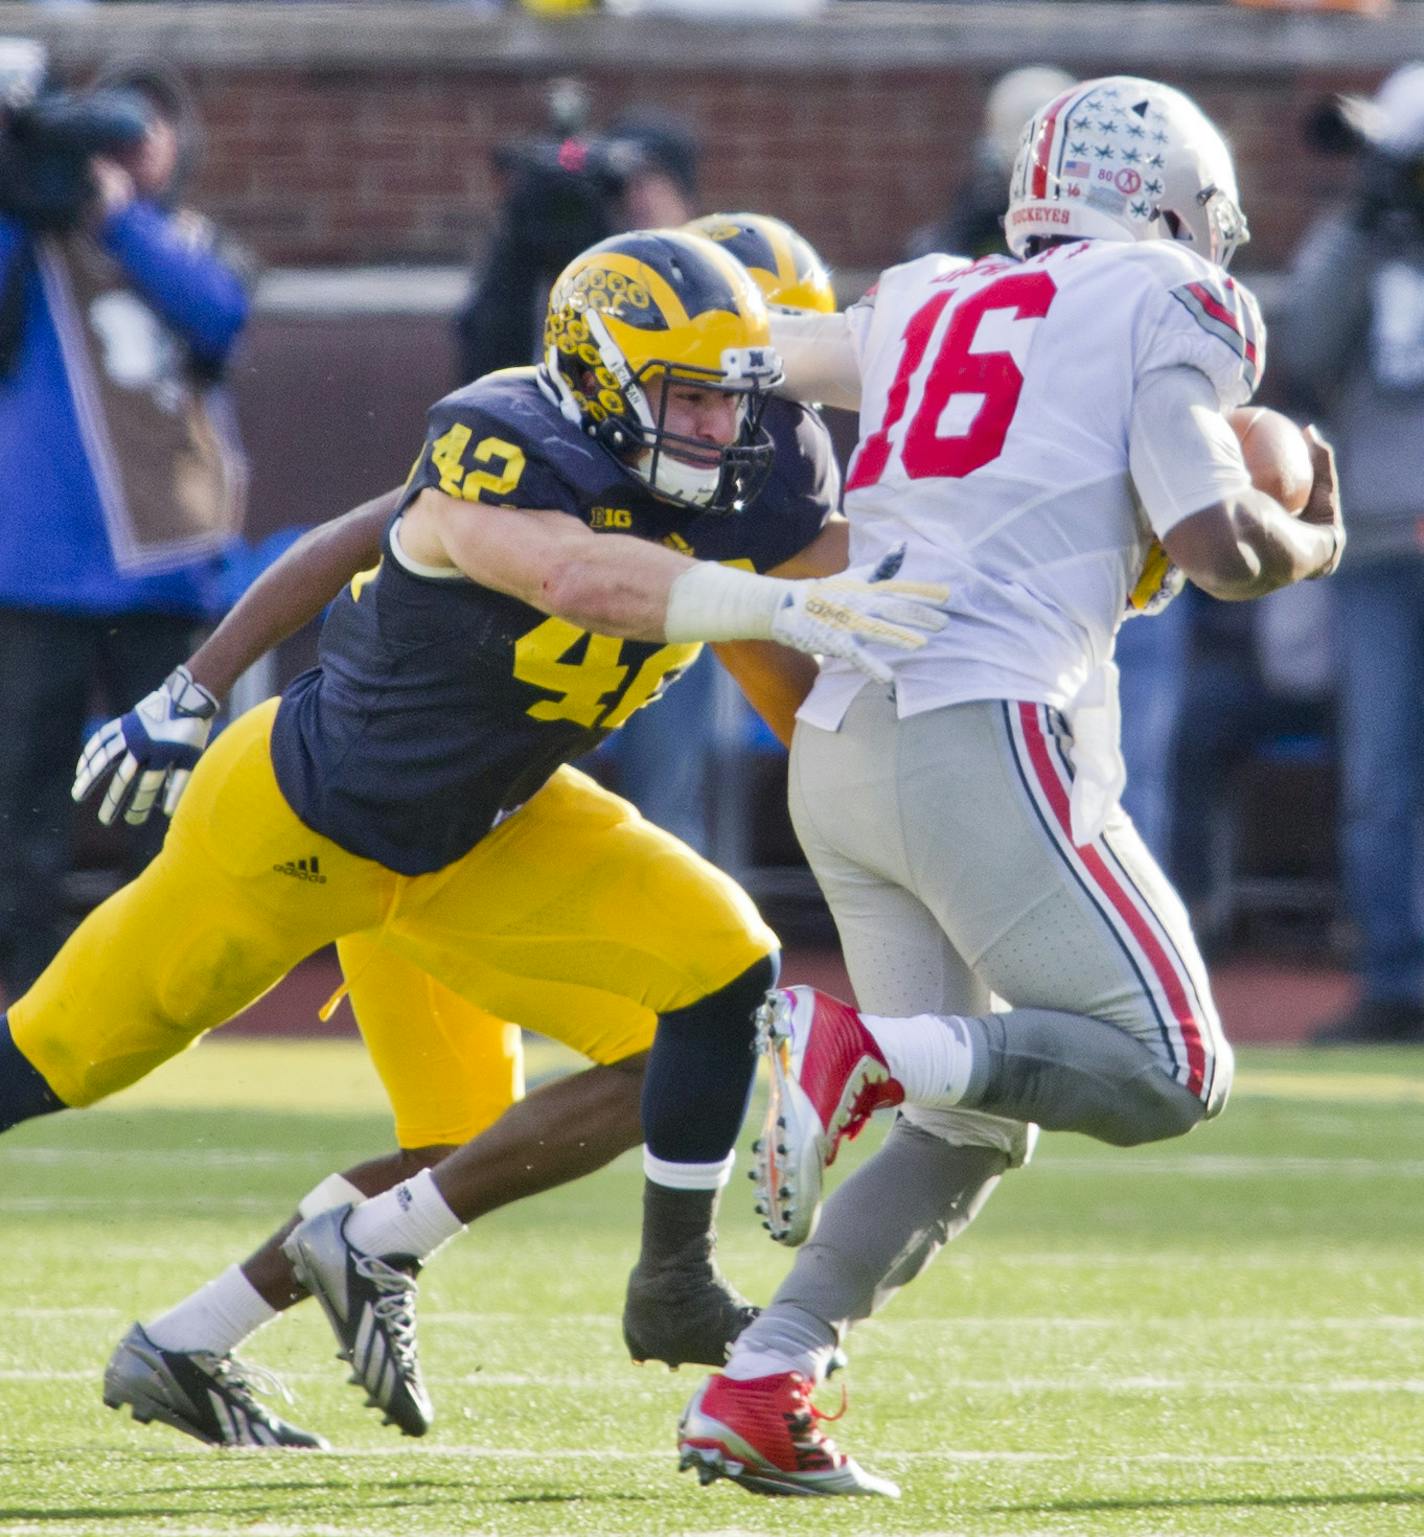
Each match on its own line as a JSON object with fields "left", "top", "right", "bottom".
{"left": 269, "top": 369, "right": 836, "bottom": 874}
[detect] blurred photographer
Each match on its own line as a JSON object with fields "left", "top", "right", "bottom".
{"left": 1275, "top": 64, "right": 1424, "bottom": 1044}
{"left": 454, "top": 84, "right": 700, "bottom": 383}
{"left": 0, "top": 46, "right": 249, "bottom": 1000}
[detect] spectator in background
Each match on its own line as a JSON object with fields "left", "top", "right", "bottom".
{"left": 454, "top": 89, "right": 701, "bottom": 383}
{"left": 1167, "top": 583, "right": 1334, "bottom": 952}
{"left": 0, "top": 50, "right": 249, "bottom": 1001}
{"left": 1275, "top": 63, "right": 1424, "bottom": 1045}
{"left": 905, "top": 64, "right": 1074, "bottom": 262}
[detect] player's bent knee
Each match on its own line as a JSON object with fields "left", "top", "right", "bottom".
{"left": 659, "top": 952, "right": 778, "bottom": 1042}
{"left": 1097, "top": 1071, "right": 1206, "bottom": 1147}
{"left": 0, "top": 1015, "right": 68, "bottom": 1130}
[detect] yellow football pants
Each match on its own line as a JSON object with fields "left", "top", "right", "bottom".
{"left": 336, "top": 934, "right": 526, "bottom": 1148}
{"left": 11, "top": 700, "right": 776, "bottom": 1121}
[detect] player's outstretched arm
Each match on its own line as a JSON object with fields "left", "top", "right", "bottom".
{"left": 186, "top": 488, "right": 401, "bottom": 699}
{"left": 406, "top": 489, "right": 949, "bottom": 683}
{"left": 769, "top": 310, "right": 863, "bottom": 411}
{"left": 72, "top": 488, "right": 401, "bottom": 826}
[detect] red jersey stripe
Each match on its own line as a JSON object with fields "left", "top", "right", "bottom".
{"left": 1015, "top": 702, "right": 1207, "bottom": 1096}
{"left": 1186, "top": 281, "right": 1258, "bottom": 365}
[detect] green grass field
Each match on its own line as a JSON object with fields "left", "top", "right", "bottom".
{"left": 3, "top": 1039, "right": 1422, "bottom": 1537}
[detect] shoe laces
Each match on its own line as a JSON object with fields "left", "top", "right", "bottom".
{"left": 355, "top": 1253, "right": 420, "bottom": 1370}
{"left": 783, "top": 1373, "right": 849, "bottom": 1462}
{"left": 208, "top": 1352, "right": 297, "bottom": 1411}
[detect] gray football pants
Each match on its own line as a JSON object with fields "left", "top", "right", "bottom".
{"left": 734, "top": 690, "right": 1231, "bottom": 1378}
{"left": 792, "top": 690, "right": 1231, "bottom": 1138}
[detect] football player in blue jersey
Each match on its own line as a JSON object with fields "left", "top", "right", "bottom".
{"left": 0, "top": 225, "right": 947, "bottom": 1447}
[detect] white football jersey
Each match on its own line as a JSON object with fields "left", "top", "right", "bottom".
{"left": 800, "top": 238, "right": 1264, "bottom": 730}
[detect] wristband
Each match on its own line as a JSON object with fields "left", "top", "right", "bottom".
{"left": 664, "top": 561, "right": 790, "bottom": 643}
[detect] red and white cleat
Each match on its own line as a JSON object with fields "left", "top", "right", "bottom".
{"left": 752, "top": 986, "right": 904, "bottom": 1246}
{"left": 677, "top": 1370, "right": 899, "bottom": 1498}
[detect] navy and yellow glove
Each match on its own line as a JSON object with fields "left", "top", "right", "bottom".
{"left": 72, "top": 665, "right": 219, "bottom": 826}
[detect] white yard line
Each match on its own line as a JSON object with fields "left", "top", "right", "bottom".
{"left": 6, "top": 1367, "right": 1421, "bottom": 1394}
{"left": 9, "top": 1147, "right": 1424, "bottom": 1175}
{"left": 0, "top": 1147, "right": 292, "bottom": 1165}
{"left": 13, "top": 1306, "right": 1421, "bottom": 1329}
{"left": 0, "top": 1196, "right": 280, "bottom": 1212}
{"left": 2, "top": 1443, "right": 1420, "bottom": 1467}
{"left": 1035, "top": 1155, "right": 1424, "bottom": 1176}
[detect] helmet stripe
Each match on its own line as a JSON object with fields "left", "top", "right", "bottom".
{"left": 586, "top": 251, "right": 693, "bottom": 328}
{"left": 1029, "top": 90, "right": 1073, "bottom": 199}
{"left": 1031, "top": 86, "right": 1094, "bottom": 200}
{"left": 768, "top": 225, "right": 800, "bottom": 293}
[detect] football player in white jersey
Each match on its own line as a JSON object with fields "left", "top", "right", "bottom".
{"left": 677, "top": 76, "right": 1345, "bottom": 1499}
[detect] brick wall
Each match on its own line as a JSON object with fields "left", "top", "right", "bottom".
{"left": 5, "top": 2, "right": 1420, "bottom": 277}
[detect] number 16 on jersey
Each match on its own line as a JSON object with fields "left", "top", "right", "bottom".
{"left": 847, "top": 269, "right": 1057, "bottom": 490}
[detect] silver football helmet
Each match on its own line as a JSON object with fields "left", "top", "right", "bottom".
{"left": 1005, "top": 75, "right": 1249, "bottom": 269}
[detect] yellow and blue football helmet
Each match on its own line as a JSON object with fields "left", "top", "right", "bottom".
{"left": 543, "top": 229, "right": 783, "bottom": 515}
{"left": 683, "top": 212, "right": 836, "bottom": 314}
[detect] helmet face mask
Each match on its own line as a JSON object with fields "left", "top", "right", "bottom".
{"left": 626, "top": 360, "right": 777, "bottom": 512}
{"left": 1005, "top": 76, "right": 1249, "bottom": 269}
{"left": 544, "top": 230, "right": 783, "bottom": 514}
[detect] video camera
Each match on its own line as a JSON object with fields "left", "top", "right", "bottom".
{"left": 1, "top": 38, "right": 152, "bottom": 231}
{"left": 492, "top": 79, "right": 652, "bottom": 268}
{"left": 1303, "top": 90, "right": 1424, "bottom": 227}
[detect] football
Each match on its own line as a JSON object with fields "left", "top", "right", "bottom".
{"left": 1228, "top": 405, "right": 1313, "bottom": 515}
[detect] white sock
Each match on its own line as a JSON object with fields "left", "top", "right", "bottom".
{"left": 642, "top": 1149, "right": 734, "bottom": 1191}
{"left": 343, "top": 1168, "right": 464, "bottom": 1261}
{"left": 861, "top": 1011, "right": 976, "bottom": 1107}
{"left": 722, "top": 1345, "right": 811, "bottom": 1382}
{"left": 145, "top": 1264, "right": 278, "bottom": 1356}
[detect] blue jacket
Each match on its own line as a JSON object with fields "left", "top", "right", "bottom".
{"left": 0, "top": 203, "right": 249, "bottom": 618}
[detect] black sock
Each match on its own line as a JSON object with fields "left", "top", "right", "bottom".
{"left": 641, "top": 953, "right": 777, "bottom": 1165}
{"left": 0, "top": 1014, "right": 66, "bottom": 1132}
{"left": 634, "top": 1179, "right": 721, "bottom": 1273}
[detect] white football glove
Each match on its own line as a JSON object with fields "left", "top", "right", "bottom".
{"left": 771, "top": 546, "right": 950, "bottom": 683}
{"left": 72, "top": 665, "right": 220, "bottom": 827}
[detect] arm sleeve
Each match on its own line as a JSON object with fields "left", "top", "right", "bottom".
{"left": 769, "top": 309, "right": 863, "bottom": 411}
{"left": 99, "top": 202, "right": 248, "bottom": 365}
{"left": 1128, "top": 365, "right": 1252, "bottom": 538}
